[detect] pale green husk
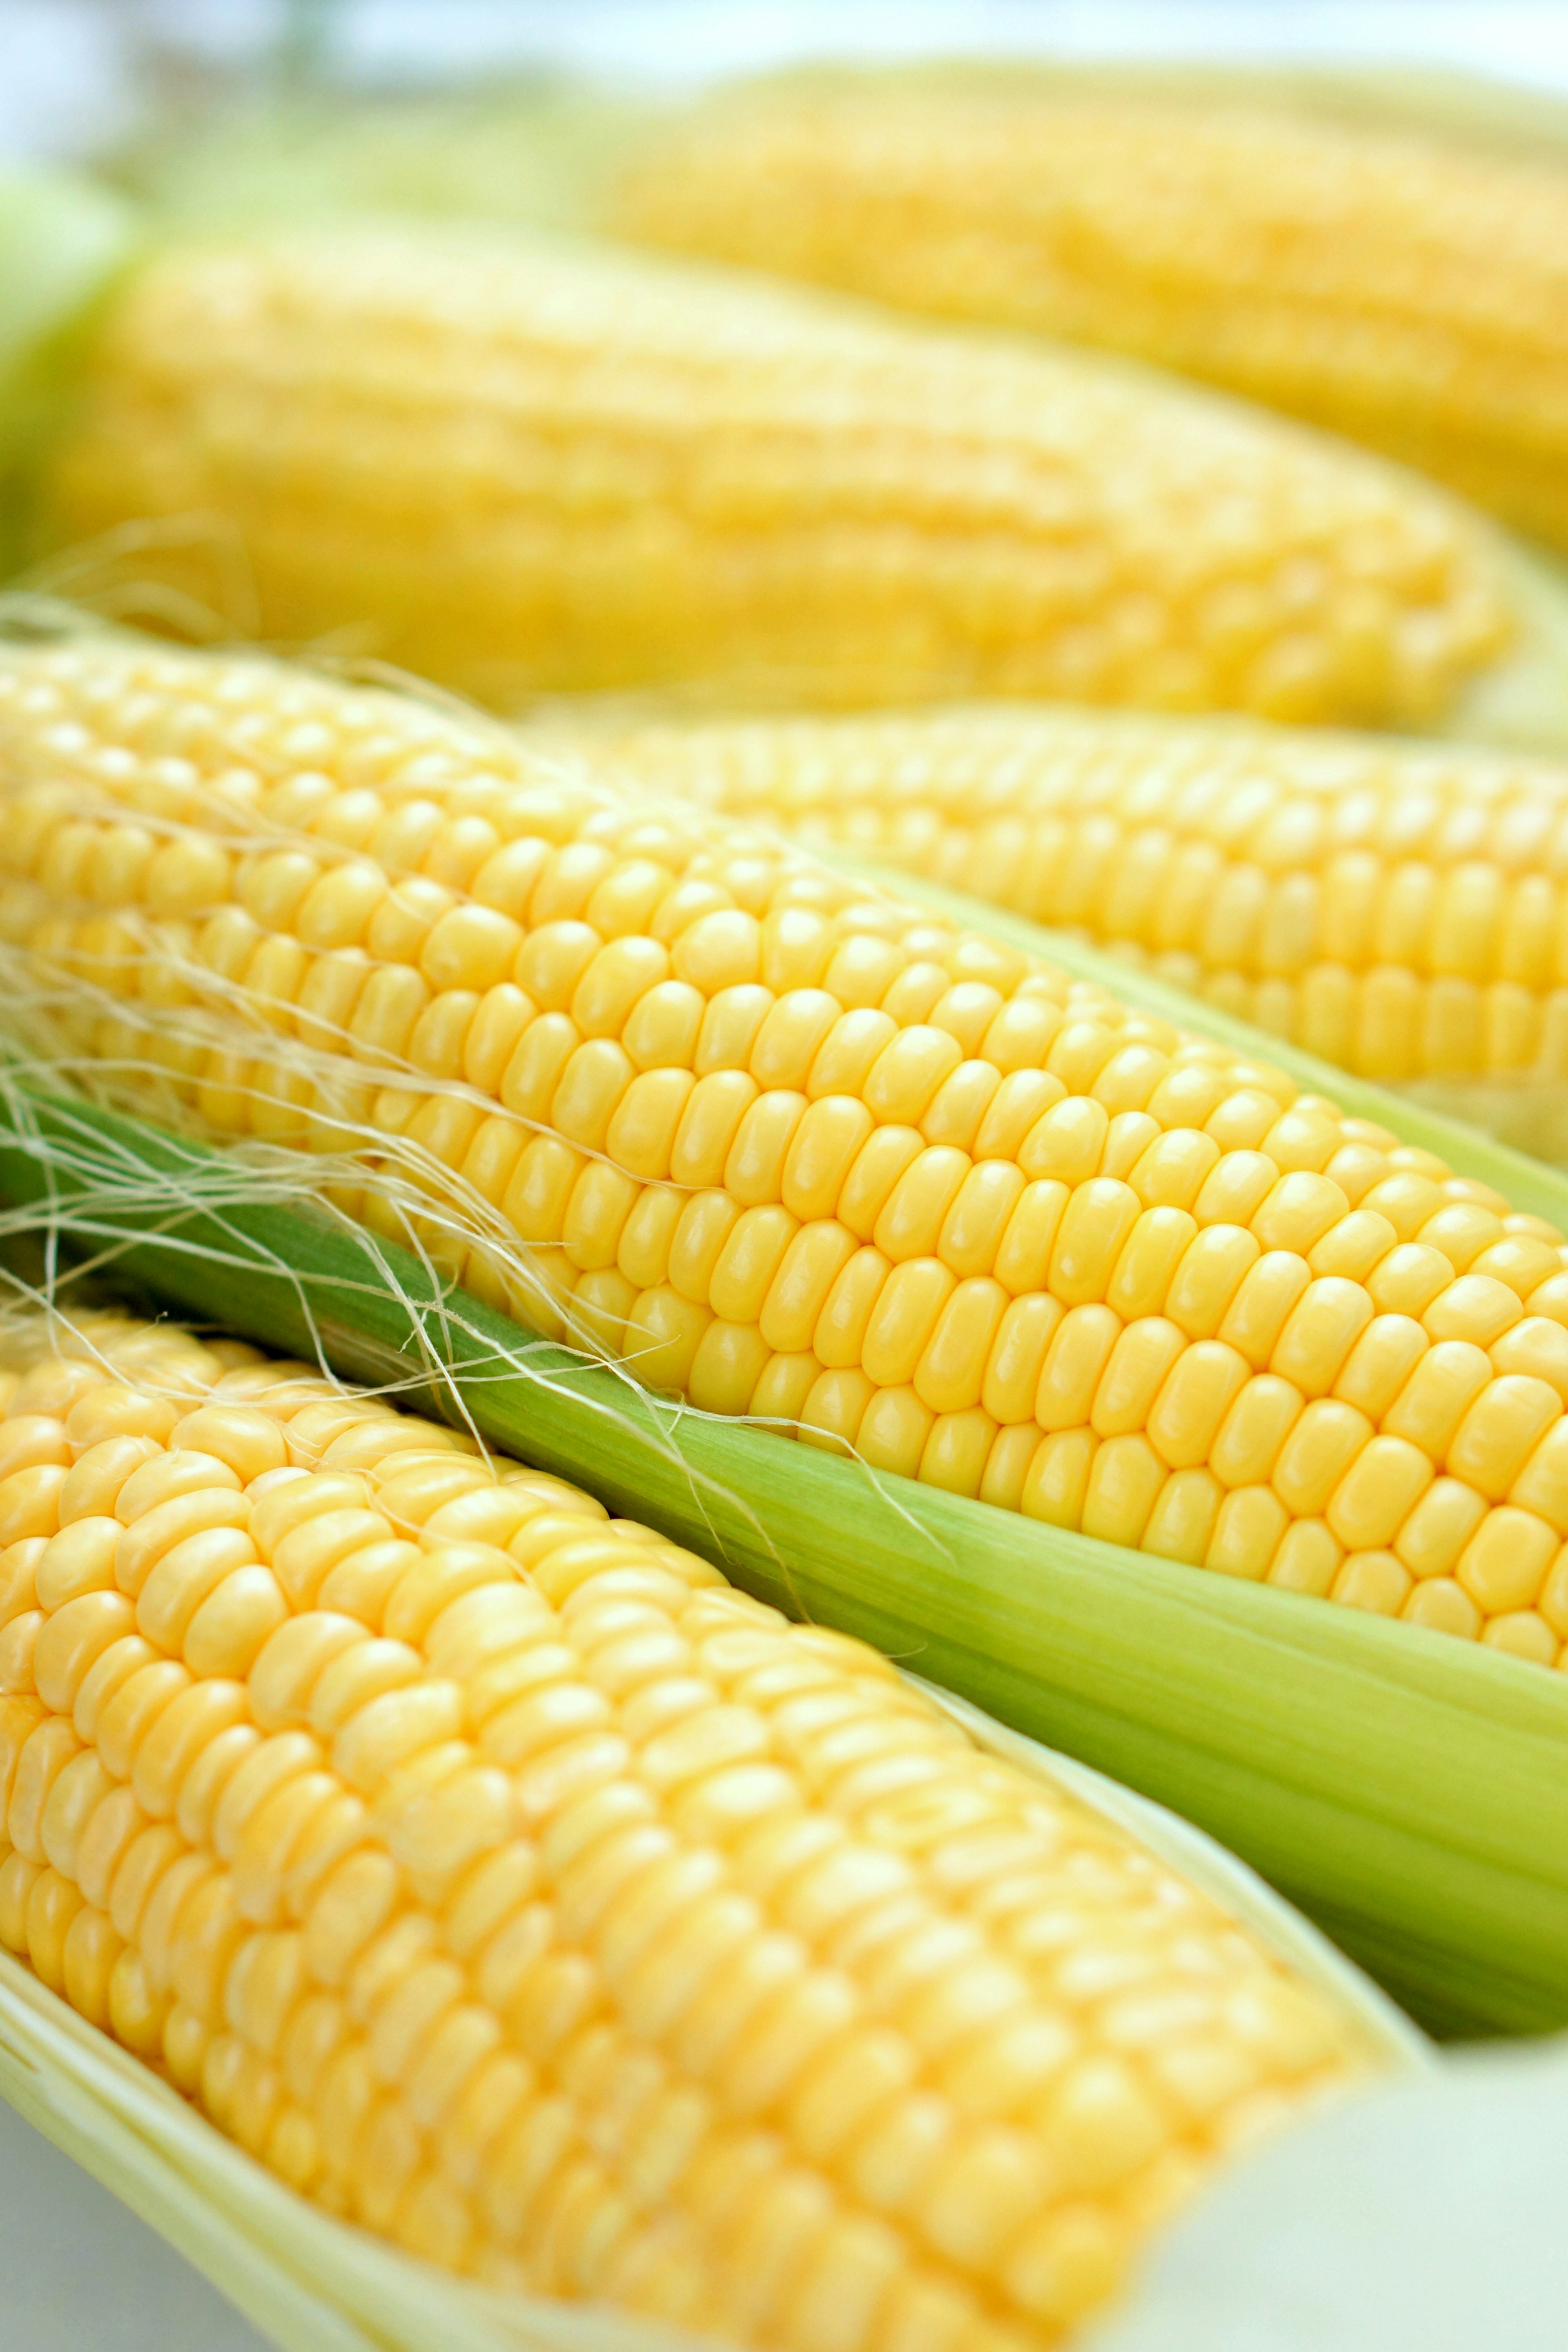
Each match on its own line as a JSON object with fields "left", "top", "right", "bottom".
{"left": 0, "top": 174, "right": 137, "bottom": 575}
{"left": 0, "top": 172, "right": 132, "bottom": 391}
{"left": 0, "top": 1647, "right": 1416, "bottom": 2352}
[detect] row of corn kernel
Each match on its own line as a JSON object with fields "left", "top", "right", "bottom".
{"left": 597, "top": 704, "right": 1568, "bottom": 1085}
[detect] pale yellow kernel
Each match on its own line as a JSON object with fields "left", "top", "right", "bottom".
{"left": 674, "top": 909, "right": 764, "bottom": 995}
{"left": 1456, "top": 1507, "right": 1558, "bottom": 1615}
{"left": 864, "top": 1261, "right": 958, "bottom": 1391}
{"left": 1489, "top": 1317, "right": 1568, "bottom": 1405}
{"left": 710, "top": 1204, "right": 799, "bottom": 1336}
{"left": 1210, "top": 1375, "right": 1303, "bottom": 1490}
{"left": 940, "top": 1162, "right": 1025, "bottom": 1289}
{"left": 1020, "top": 1430, "right": 1098, "bottom": 1530}
{"left": 1205, "top": 1485, "right": 1288, "bottom": 1579}
{"left": 1272, "top": 1400, "right": 1372, "bottom": 1519}
{"left": 1267, "top": 1519, "right": 1343, "bottom": 1597}
{"left": 1419, "top": 1202, "right": 1505, "bottom": 1274}
{"left": 570, "top": 934, "right": 669, "bottom": 1040}
{"left": 1424, "top": 1275, "right": 1524, "bottom": 1348}
{"left": 1141, "top": 1466, "right": 1222, "bottom": 1564}
{"left": 1331, "top": 1551, "right": 1412, "bottom": 1615}
{"left": 1448, "top": 1376, "right": 1560, "bottom": 1502}
{"left": 1019, "top": 1098, "right": 1108, "bottom": 1188}
{"left": 1218, "top": 1252, "right": 1313, "bottom": 1372}
{"left": 1481, "top": 1610, "right": 1559, "bottom": 1666}
{"left": 915, "top": 1280, "right": 1009, "bottom": 1417}
{"left": 751, "top": 992, "right": 841, "bottom": 1094}
{"left": 980, "top": 1295, "right": 1063, "bottom": 1427}
{"left": 993, "top": 1180, "right": 1071, "bottom": 1298}
{"left": 875, "top": 1146, "right": 971, "bottom": 1266}
{"left": 918, "top": 1410, "right": 998, "bottom": 1500}
{"left": 1271, "top": 1278, "right": 1374, "bottom": 1400}
{"left": 1401, "top": 1577, "right": 1482, "bottom": 1640}
{"left": 1148, "top": 1341, "right": 1250, "bottom": 1471}
{"left": 621, "top": 979, "right": 704, "bottom": 1074}
{"left": 1251, "top": 1173, "right": 1348, "bottom": 1257}
{"left": 1082, "top": 1435, "right": 1167, "bottom": 1548}
{"left": 799, "top": 1369, "right": 877, "bottom": 1457}
{"left": 1036, "top": 1307, "right": 1122, "bottom": 1434}
{"left": 1164, "top": 1226, "right": 1260, "bottom": 1341}
{"left": 1470, "top": 1236, "right": 1564, "bottom": 1303}
{"left": 856, "top": 1387, "right": 935, "bottom": 1480}
{"left": 1105, "top": 1206, "right": 1196, "bottom": 1322}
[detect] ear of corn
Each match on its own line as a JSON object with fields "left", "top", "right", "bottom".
{"left": 17, "top": 215, "right": 1546, "bottom": 737}
{"left": 608, "top": 72, "right": 1568, "bottom": 561}
{"left": 14, "top": 635, "right": 1568, "bottom": 1677}
{"left": 541, "top": 699, "right": 1568, "bottom": 1167}
{"left": 0, "top": 1301, "right": 1402, "bottom": 2349}
{"left": 4, "top": 641, "right": 1568, "bottom": 2039}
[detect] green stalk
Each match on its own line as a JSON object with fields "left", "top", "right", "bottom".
{"left": 0, "top": 1073, "right": 1561, "bottom": 2042}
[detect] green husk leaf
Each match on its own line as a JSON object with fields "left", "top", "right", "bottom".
{"left": 0, "top": 173, "right": 134, "bottom": 390}
{"left": 0, "top": 1072, "right": 1559, "bottom": 2044}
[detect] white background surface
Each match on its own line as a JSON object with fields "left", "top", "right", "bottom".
{"left": 0, "top": 2, "right": 1564, "bottom": 2346}
{"left": 0, "top": 2091, "right": 270, "bottom": 2347}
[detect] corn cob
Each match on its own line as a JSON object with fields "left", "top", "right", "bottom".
{"left": 10, "top": 639, "right": 1568, "bottom": 1673}
{"left": 29, "top": 220, "right": 1519, "bottom": 732}
{"left": 560, "top": 701, "right": 1568, "bottom": 1156}
{"left": 0, "top": 1303, "right": 1383, "bottom": 2345}
{"left": 611, "top": 78, "right": 1568, "bottom": 555}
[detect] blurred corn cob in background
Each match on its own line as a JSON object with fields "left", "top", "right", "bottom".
{"left": 22, "top": 216, "right": 1541, "bottom": 734}
{"left": 610, "top": 74, "right": 1568, "bottom": 556}
{"left": 562, "top": 702, "right": 1568, "bottom": 1165}
{"left": 0, "top": 1304, "right": 1392, "bottom": 2347}
{"left": 14, "top": 634, "right": 1568, "bottom": 1667}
